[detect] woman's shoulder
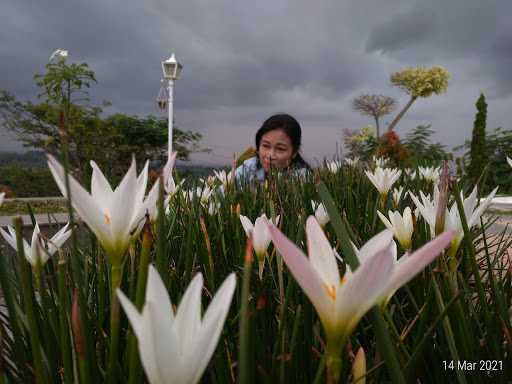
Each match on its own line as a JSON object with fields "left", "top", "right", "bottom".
{"left": 236, "top": 157, "right": 258, "bottom": 171}
{"left": 235, "top": 157, "right": 263, "bottom": 182}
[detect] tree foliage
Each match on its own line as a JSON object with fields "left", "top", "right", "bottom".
{"left": 342, "top": 125, "right": 378, "bottom": 160}
{"left": 468, "top": 93, "right": 488, "bottom": 183}
{"left": 352, "top": 94, "right": 396, "bottom": 137}
{"left": 403, "top": 125, "right": 450, "bottom": 166}
{"left": 390, "top": 66, "right": 450, "bottom": 98}
{"left": 0, "top": 56, "right": 207, "bottom": 182}
{"left": 455, "top": 126, "right": 512, "bottom": 194}
{"left": 386, "top": 65, "right": 450, "bottom": 132}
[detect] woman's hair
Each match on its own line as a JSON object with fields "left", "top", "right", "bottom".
{"left": 255, "top": 113, "right": 311, "bottom": 170}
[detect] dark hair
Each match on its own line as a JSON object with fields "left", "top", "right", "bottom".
{"left": 255, "top": 114, "right": 311, "bottom": 170}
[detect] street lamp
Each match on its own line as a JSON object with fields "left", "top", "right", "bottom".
{"left": 161, "top": 53, "right": 183, "bottom": 159}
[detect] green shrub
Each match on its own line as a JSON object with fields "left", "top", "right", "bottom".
{"left": 0, "top": 165, "right": 60, "bottom": 197}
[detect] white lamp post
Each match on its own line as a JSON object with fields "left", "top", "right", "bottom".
{"left": 161, "top": 53, "right": 183, "bottom": 159}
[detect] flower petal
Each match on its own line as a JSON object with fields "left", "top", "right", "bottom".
{"left": 90, "top": 161, "right": 114, "bottom": 210}
{"left": 306, "top": 216, "right": 340, "bottom": 287}
{"left": 0, "top": 226, "right": 18, "bottom": 251}
{"left": 174, "top": 273, "right": 204, "bottom": 357}
{"left": 356, "top": 230, "right": 394, "bottom": 265}
{"left": 190, "top": 273, "right": 236, "bottom": 384}
{"left": 110, "top": 159, "right": 139, "bottom": 239}
{"left": 267, "top": 222, "right": 332, "bottom": 322}
{"left": 145, "top": 265, "right": 176, "bottom": 324}
{"left": 336, "top": 240, "right": 395, "bottom": 332}
{"left": 239, "top": 215, "right": 253, "bottom": 237}
{"left": 47, "top": 155, "right": 110, "bottom": 244}
{"left": 386, "top": 230, "right": 455, "bottom": 298}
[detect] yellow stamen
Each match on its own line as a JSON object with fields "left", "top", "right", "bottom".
{"left": 104, "top": 213, "right": 111, "bottom": 225}
{"left": 325, "top": 284, "right": 336, "bottom": 301}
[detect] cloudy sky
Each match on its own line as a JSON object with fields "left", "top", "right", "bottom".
{"left": 1, "top": 0, "right": 510, "bottom": 165}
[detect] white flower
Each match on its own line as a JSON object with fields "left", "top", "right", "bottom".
{"left": 207, "top": 201, "right": 220, "bottom": 215}
{"left": 239, "top": 214, "right": 280, "bottom": 278}
{"left": 392, "top": 186, "right": 405, "bottom": 207}
{"left": 326, "top": 161, "right": 342, "bottom": 173}
{"left": 411, "top": 185, "right": 498, "bottom": 249}
{"left": 507, "top": 156, "right": 512, "bottom": 169}
{"left": 365, "top": 167, "right": 401, "bottom": 196}
{"left": 377, "top": 207, "right": 414, "bottom": 250}
{"left": 311, "top": 200, "right": 330, "bottom": 227}
{"left": 184, "top": 186, "right": 213, "bottom": 206}
{"left": 47, "top": 154, "right": 158, "bottom": 264}
{"left": 0, "top": 221, "right": 71, "bottom": 267}
{"left": 49, "top": 49, "right": 68, "bottom": 62}
{"left": 372, "top": 156, "right": 388, "bottom": 168}
{"left": 344, "top": 157, "right": 359, "bottom": 167}
{"left": 118, "top": 265, "right": 236, "bottom": 384}
{"left": 213, "top": 169, "right": 234, "bottom": 188}
{"left": 444, "top": 186, "right": 498, "bottom": 251}
{"left": 418, "top": 166, "right": 440, "bottom": 183}
{"left": 409, "top": 188, "right": 440, "bottom": 238}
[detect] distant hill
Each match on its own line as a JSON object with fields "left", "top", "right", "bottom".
{"left": 0, "top": 151, "right": 46, "bottom": 167}
{"left": 0, "top": 151, "right": 225, "bottom": 176}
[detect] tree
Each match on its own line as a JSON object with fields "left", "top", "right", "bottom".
{"left": 342, "top": 125, "right": 378, "bottom": 160}
{"left": 468, "top": 93, "right": 488, "bottom": 183}
{"left": 387, "top": 66, "right": 450, "bottom": 132}
{"left": 403, "top": 125, "right": 450, "bottom": 166}
{"left": 0, "top": 56, "right": 207, "bottom": 181}
{"left": 352, "top": 94, "right": 396, "bottom": 137}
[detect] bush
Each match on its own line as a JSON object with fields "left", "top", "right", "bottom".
{"left": 0, "top": 165, "right": 60, "bottom": 197}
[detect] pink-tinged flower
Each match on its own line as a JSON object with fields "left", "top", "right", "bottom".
{"left": 0, "top": 221, "right": 71, "bottom": 267}
{"left": 47, "top": 154, "right": 158, "bottom": 265}
{"left": 266, "top": 216, "right": 454, "bottom": 373}
{"left": 239, "top": 214, "right": 279, "bottom": 278}
{"left": 118, "top": 265, "right": 236, "bottom": 384}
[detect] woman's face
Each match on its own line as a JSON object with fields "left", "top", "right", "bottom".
{"left": 258, "top": 129, "right": 296, "bottom": 172}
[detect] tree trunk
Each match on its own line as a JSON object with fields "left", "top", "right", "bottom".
{"left": 374, "top": 116, "right": 380, "bottom": 138}
{"left": 387, "top": 96, "right": 417, "bottom": 132}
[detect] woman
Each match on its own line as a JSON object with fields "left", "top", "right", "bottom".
{"left": 235, "top": 114, "right": 311, "bottom": 183}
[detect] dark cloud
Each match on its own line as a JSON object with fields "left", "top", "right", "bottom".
{"left": 1, "top": 0, "right": 511, "bottom": 164}
{"left": 366, "top": 7, "right": 437, "bottom": 54}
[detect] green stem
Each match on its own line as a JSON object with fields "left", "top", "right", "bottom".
{"left": 432, "top": 278, "right": 467, "bottom": 384}
{"left": 15, "top": 218, "right": 48, "bottom": 384}
{"left": 325, "top": 339, "right": 343, "bottom": 383}
{"left": 0, "top": 249, "right": 28, "bottom": 381}
{"left": 128, "top": 222, "right": 153, "bottom": 384}
{"left": 57, "top": 252, "right": 73, "bottom": 384}
{"left": 107, "top": 263, "right": 123, "bottom": 384}
{"left": 369, "top": 307, "right": 407, "bottom": 384}
{"left": 238, "top": 239, "right": 253, "bottom": 384}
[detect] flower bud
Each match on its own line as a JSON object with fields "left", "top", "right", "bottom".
{"left": 352, "top": 346, "right": 366, "bottom": 384}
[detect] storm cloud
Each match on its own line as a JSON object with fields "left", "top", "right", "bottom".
{"left": 1, "top": 0, "right": 510, "bottom": 165}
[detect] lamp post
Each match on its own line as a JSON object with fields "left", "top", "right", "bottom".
{"left": 161, "top": 53, "right": 183, "bottom": 159}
